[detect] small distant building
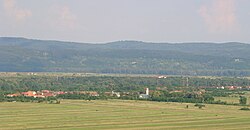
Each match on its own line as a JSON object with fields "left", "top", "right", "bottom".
{"left": 88, "top": 91, "right": 99, "bottom": 97}
{"left": 146, "top": 88, "right": 149, "bottom": 95}
{"left": 79, "top": 91, "right": 99, "bottom": 96}
{"left": 237, "top": 86, "right": 242, "bottom": 89}
{"left": 56, "top": 91, "right": 65, "bottom": 95}
{"left": 6, "top": 93, "right": 21, "bottom": 97}
{"left": 27, "top": 73, "right": 37, "bottom": 76}
{"left": 158, "top": 76, "right": 167, "bottom": 79}
{"left": 226, "top": 86, "right": 236, "bottom": 90}
{"left": 139, "top": 94, "right": 149, "bottom": 99}
{"left": 42, "top": 92, "right": 54, "bottom": 97}
{"left": 42, "top": 90, "right": 50, "bottom": 93}
{"left": 22, "top": 91, "right": 37, "bottom": 97}
{"left": 216, "top": 86, "right": 225, "bottom": 89}
{"left": 139, "top": 88, "right": 150, "bottom": 99}
{"left": 112, "top": 91, "right": 121, "bottom": 97}
{"left": 34, "top": 95, "right": 45, "bottom": 98}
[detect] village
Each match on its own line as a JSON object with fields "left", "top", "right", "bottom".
{"left": 5, "top": 88, "right": 151, "bottom": 99}
{"left": 5, "top": 84, "right": 250, "bottom": 100}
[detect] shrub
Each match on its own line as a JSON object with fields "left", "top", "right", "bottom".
{"left": 194, "top": 103, "right": 205, "bottom": 109}
{"left": 239, "top": 107, "right": 250, "bottom": 111}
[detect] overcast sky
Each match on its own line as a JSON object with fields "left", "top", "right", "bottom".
{"left": 0, "top": 0, "right": 250, "bottom": 43}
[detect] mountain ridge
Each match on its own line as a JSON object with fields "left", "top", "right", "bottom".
{"left": 1, "top": 37, "right": 250, "bottom": 76}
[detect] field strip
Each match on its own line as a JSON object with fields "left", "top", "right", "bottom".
{"left": 0, "top": 116, "right": 248, "bottom": 130}
{"left": 1, "top": 100, "right": 250, "bottom": 130}
{"left": 16, "top": 118, "right": 250, "bottom": 130}
{"left": 0, "top": 115, "right": 233, "bottom": 125}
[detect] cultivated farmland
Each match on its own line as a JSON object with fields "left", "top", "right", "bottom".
{"left": 0, "top": 100, "right": 250, "bottom": 130}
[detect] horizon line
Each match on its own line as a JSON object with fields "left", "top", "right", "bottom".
{"left": 0, "top": 36, "right": 248, "bottom": 45}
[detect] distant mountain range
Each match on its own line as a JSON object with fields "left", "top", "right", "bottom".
{"left": 1, "top": 37, "right": 250, "bottom": 76}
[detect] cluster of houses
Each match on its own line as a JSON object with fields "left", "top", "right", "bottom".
{"left": 11, "top": 85, "right": 248, "bottom": 100}
{"left": 104, "top": 91, "right": 121, "bottom": 98}
{"left": 198, "top": 85, "right": 250, "bottom": 91}
{"left": 158, "top": 76, "right": 167, "bottom": 79}
{"left": 6, "top": 90, "right": 65, "bottom": 98}
{"left": 6, "top": 90, "right": 103, "bottom": 98}
{"left": 6, "top": 88, "right": 151, "bottom": 99}
{"left": 78, "top": 91, "right": 99, "bottom": 96}
{"left": 199, "top": 86, "right": 250, "bottom": 90}
{"left": 216, "top": 86, "right": 243, "bottom": 90}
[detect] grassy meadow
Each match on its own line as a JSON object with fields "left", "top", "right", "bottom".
{"left": 214, "top": 97, "right": 240, "bottom": 104}
{"left": 214, "top": 91, "right": 250, "bottom": 105}
{"left": 0, "top": 100, "right": 250, "bottom": 130}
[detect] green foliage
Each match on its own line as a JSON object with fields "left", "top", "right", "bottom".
{"left": 57, "top": 93, "right": 106, "bottom": 100}
{"left": 239, "top": 107, "right": 250, "bottom": 111}
{"left": 1, "top": 75, "right": 250, "bottom": 93}
{"left": 239, "top": 96, "right": 247, "bottom": 105}
{"left": 2, "top": 37, "right": 250, "bottom": 76}
{"left": 0, "top": 92, "right": 4, "bottom": 102}
{"left": 0, "top": 74, "right": 250, "bottom": 105}
{"left": 194, "top": 103, "right": 205, "bottom": 109}
{"left": 149, "top": 91, "right": 213, "bottom": 104}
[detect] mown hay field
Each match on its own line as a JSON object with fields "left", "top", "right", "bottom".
{"left": 0, "top": 100, "right": 250, "bottom": 130}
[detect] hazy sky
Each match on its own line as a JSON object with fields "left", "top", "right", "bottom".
{"left": 0, "top": 0, "right": 250, "bottom": 43}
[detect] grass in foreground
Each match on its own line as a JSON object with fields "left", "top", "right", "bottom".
{"left": 0, "top": 100, "right": 250, "bottom": 130}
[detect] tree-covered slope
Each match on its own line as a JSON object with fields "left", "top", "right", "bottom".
{"left": 1, "top": 37, "right": 250, "bottom": 76}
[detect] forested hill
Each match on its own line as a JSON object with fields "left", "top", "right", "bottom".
{"left": 1, "top": 37, "right": 250, "bottom": 76}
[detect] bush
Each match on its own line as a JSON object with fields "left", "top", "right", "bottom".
{"left": 239, "top": 107, "right": 250, "bottom": 111}
{"left": 239, "top": 96, "right": 247, "bottom": 105}
{"left": 194, "top": 103, "right": 205, "bottom": 109}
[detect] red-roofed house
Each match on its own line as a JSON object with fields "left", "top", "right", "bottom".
{"left": 22, "top": 91, "right": 37, "bottom": 97}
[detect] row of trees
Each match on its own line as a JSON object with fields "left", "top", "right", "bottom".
{"left": 0, "top": 90, "right": 248, "bottom": 106}
{"left": 149, "top": 90, "right": 214, "bottom": 103}
{"left": 1, "top": 75, "right": 250, "bottom": 93}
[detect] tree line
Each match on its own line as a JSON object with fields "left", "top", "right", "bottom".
{"left": 1, "top": 76, "right": 250, "bottom": 93}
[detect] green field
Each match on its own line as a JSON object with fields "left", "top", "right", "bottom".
{"left": 0, "top": 100, "right": 250, "bottom": 130}
{"left": 214, "top": 92, "right": 250, "bottom": 105}
{"left": 214, "top": 97, "right": 240, "bottom": 104}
